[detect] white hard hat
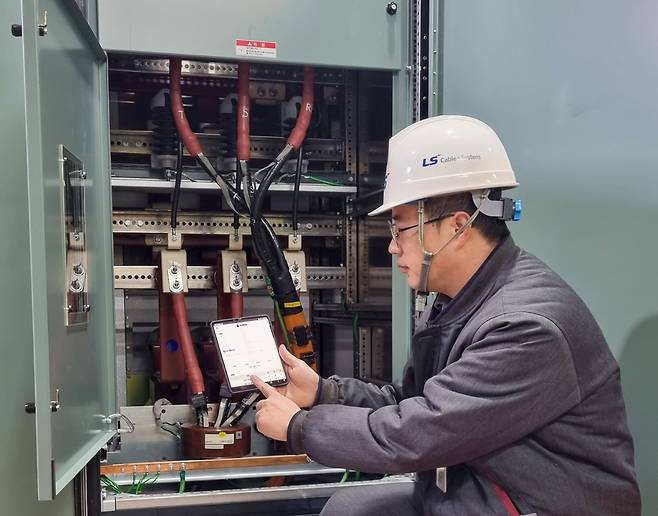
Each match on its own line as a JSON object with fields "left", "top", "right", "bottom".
{"left": 369, "top": 115, "right": 518, "bottom": 216}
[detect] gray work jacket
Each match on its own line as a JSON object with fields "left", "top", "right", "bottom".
{"left": 288, "top": 237, "right": 640, "bottom": 515}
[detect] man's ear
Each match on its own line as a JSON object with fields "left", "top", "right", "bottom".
{"left": 453, "top": 211, "right": 472, "bottom": 232}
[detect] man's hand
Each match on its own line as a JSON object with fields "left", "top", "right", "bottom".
{"left": 276, "top": 345, "right": 319, "bottom": 408}
{"left": 252, "top": 375, "right": 302, "bottom": 441}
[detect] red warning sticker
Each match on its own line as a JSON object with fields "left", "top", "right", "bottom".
{"left": 235, "top": 39, "right": 277, "bottom": 59}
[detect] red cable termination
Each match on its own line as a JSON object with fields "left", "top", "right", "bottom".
{"left": 169, "top": 57, "right": 203, "bottom": 157}
{"left": 230, "top": 291, "right": 244, "bottom": 318}
{"left": 237, "top": 62, "right": 251, "bottom": 161}
{"left": 171, "top": 293, "right": 205, "bottom": 395}
{"left": 287, "top": 67, "right": 315, "bottom": 150}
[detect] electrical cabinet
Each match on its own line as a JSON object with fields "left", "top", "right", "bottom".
{"left": 2, "top": 0, "right": 432, "bottom": 514}
{"left": 10, "top": 1, "right": 651, "bottom": 514}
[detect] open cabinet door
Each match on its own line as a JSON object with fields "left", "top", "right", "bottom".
{"left": 21, "top": 0, "right": 116, "bottom": 500}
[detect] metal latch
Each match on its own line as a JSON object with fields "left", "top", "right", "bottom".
{"left": 50, "top": 388, "right": 60, "bottom": 412}
{"left": 25, "top": 388, "right": 61, "bottom": 413}
{"left": 11, "top": 11, "right": 47, "bottom": 37}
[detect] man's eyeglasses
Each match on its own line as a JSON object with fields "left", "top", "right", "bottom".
{"left": 388, "top": 213, "right": 454, "bottom": 244}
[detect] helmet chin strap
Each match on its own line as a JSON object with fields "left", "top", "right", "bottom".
{"left": 416, "top": 190, "right": 489, "bottom": 297}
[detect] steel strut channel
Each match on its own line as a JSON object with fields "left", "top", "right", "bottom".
{"left": 111, "top": 177, "right": 357, "bottom": 195}
{"left": 111, "top": 211, "right": 344, "bottom": 236}
{"left": 113, "top": 265, "right": 351, "bottom": 290}
{"left": 110, "top": 131, "right": 344, "bottom": 161}
{"left": 101, "top": 478, "right": 414, "bottom": 512}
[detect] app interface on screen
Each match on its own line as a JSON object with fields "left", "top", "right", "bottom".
{"left": 213, "top": 317, "right": 286, "bottom": 388}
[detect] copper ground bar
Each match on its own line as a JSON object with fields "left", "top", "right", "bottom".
{"left": 100, "top": 454, "right": 310, "bottom": 476}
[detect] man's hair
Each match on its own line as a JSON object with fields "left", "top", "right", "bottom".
{"left": 424, "top": 192, "right": 510, "bottom": 244}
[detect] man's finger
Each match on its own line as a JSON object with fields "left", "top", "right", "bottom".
{"left": 279, "top": 345, "right": 299, "bottom": 366}
{"left": 255, "top": 400, "right": 265, "bottom": 411}
{"left": 251, "top": 375, "right": 277, "bottom": 398}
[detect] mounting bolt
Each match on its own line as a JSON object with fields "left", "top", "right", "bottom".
{"left": 25, "top": 402, "right": 36, "bottom": 414}
{"left": 71, "top": 280, "right": 81, "bottom": 290}
{"left": 11, "top": 24, "right": 22, "bottom": 37}
{"left": 386, "top": 2, "right": 398, "bottom": 15}
{"left": 172, "top": 281, "right": 180, "bottom": 289}
{"left": 171, "top": 265, "right": 179, "bottom": 274}
{"left": 73, "top": 264, "right": 83, "bottom": 275}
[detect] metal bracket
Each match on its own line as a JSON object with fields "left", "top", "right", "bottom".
{"left": 102, "top": 413, "right": 136, "bottom": 434}
{"left": 167, "top": 231, "right": 182, "bottom": 250}
{"left": 228, "top": 233, "right": 243, "bottom": 251}
{"left": 145, "top": 234, "right": 167, "bottom": 247}
{"left": 220, "top": 250, "right": 248, "bottom": 293}
{"left": 69, "top": 231, "right": 85, "bottom": 250}
{"left": 288, "top": 234, "right": 302, "bottom": 251}
{"left": 250, "top": 81, "right": 286, "bottom": 102}
{"left": 284, "top": 250, "right": 307, "bottom": 292}
{"left": 160, "top": 250, "right": 188, "bottom": 293}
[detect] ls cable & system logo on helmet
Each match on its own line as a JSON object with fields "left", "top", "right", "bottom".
{"left": 421, "top": 153, "right": 482, "bottom": 168}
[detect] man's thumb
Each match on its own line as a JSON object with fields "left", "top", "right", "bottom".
{"left": 279, "top": 344, "right": 299, "bottom": 366}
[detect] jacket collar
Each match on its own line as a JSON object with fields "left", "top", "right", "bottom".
{"left": 428, "top": 235, "right": 519, "bottom": 326}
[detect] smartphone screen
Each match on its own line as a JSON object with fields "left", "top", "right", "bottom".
{"left": 211, "top": 316, "right": 287, "bottom": 392}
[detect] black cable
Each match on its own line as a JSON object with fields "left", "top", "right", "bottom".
{"left": 292, "top": 145, "right": 303, "bottom": 233}
{"left": 233, "top": 159, "right": 243, "bottom": 231}
{"left": 223, "top": 392, "right": 260, "bottom": 426}
{"left": 243, "top": 161, "right": 256, "bottom": 207}
{"left": 262, "top": 216, "right": 288, "bottom": 274}
{"left": 250, "top": 154, "right": 292, "bottom": 282}
{"left": 196, "top": 155, "right": 249, "bottom": 215}
{"left": 252, "top": 149, "right": 292, "bottom": 225}
{"left": 251, "top": 179, "right": 299, "bottom": 296}
{"left": 170, "top": 141, "right": 184, "bottom": 231}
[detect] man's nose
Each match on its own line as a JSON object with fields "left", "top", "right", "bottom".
{"left": 388, "top": 237, "right": 400, "bottom": 256}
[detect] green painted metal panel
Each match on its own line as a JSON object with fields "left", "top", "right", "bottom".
{"left": 98, "top": 0, "right": 406, "bottom": 70}
{"left": 441, "top": 1, "right": 658, "bottom": 512}
{"left": 21, "top": 0, "right": 116, "bottom": 500}
{"left": 390, "top": 4, "right": 413, "bottom": 380}
{"left": 1, "top": 1, "right": 85, "bottom": 513}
